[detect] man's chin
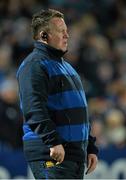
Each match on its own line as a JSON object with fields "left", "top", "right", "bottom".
{"left": 62, "top": 48, "right": 68, "bottom": 53}
{"left": 61, "top": 47, "right": 68, "bottom": 52}
{"left": 56, "top": 46, "right": 68, "bottom": 53}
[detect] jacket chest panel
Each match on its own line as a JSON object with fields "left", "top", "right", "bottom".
{"left": 49, "top": 74, "right": 82, "bottom": 95}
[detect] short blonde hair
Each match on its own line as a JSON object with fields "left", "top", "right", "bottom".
{"left": 31, "top": 9, "right": 64, "bottom": 40}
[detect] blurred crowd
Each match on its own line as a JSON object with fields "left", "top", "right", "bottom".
{"left": 0, "top": 0, "right": 126, "bottom": 152}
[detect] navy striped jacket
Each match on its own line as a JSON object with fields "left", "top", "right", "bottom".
{"left": 17, "top": 41, "right": 98, "bottom": 162}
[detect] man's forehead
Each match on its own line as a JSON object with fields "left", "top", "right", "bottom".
{"left": 49, "top": 17, "right": 66, "bottom": 28}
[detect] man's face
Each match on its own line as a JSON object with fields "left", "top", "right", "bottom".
{"left": 48, "top": 17, "right": 69, "bottom": 52}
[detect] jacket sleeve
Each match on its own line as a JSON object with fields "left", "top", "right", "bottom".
{"left": 17, "top": 60, "right": 64, "bottom": 147}
{"left": 87, "top": 135, "right": 99, "bottom": 155}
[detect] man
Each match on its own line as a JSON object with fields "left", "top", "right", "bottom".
{"left": 17, "top": 9, "right": 98, "bottom": 179}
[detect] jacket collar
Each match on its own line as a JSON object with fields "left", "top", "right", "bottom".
{"left": 34, "top": 41, "right": 67, "bottom": 60}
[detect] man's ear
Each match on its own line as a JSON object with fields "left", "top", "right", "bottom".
{"left": 40, "top": 31, "right": 48, "bottom": 43}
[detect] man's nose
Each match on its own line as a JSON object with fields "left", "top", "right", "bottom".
{"left": 64, "top": 31, "right": 69, "bottom": 39}
{"left": 66, "top": 33, "right": 69, "bottom": 39}
{"left": 64, "top": 32, "right": 69, "bottom": 39}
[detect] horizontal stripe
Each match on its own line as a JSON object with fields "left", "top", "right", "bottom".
{"left": 51, "top": 107, "right": 88, "bottom": 125}
{"left": 40, "top": 59, "right": 77, "bottom": 77}
{"left": 49, "top": 74, "right": 83, "bottom": 95}
{"left": 23, "top": 124, "right": 39, "bottom": 140}
{"left": 23, "top": 123, "right": 90, "bottom": 142}
{"left": 56, "top": 124, "right": 90, "bottom": 142}
{"left": 48, "top": 90, "right": 87, "bottom": 110}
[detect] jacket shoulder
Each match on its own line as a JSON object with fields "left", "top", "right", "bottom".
{"left": 16, "top": 51, "right": 48, "bottom": 78}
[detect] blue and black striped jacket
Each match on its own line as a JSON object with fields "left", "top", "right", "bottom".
{"left": 17, "top": 41, "right": 98, "bottom": 162}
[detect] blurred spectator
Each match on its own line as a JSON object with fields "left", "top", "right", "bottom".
{"left": 91, "top": 119, "right": 108, "bottom": 148}
{"left": 104, "top": 109, "right": 126, "bottom": 147}
{"left": 0, "top": 44, "right": 12, "bottom": 83}
{"left": 0, "top": 78, "right": 22, "bottom": 149}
